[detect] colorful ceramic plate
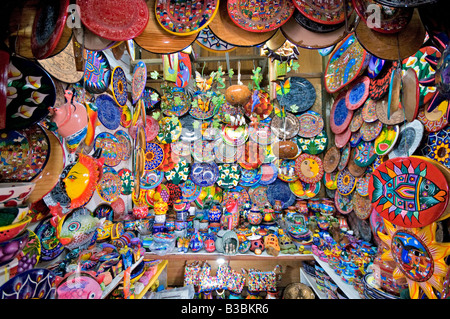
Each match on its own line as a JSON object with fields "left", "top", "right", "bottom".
{"left": 422, "top": 126, "right": 450, "bottom": 169}
{"left": 213, "top": 138, "right": 242, "bottom": 163}
{"left": 34, "top": 217, "right": 64, "bottom": 261}
{"left": 258, "top": 163, "right": 278, "bottom": 186}
{"left": 118, "top": 168, "right": 134, "bottom": 195}
{"left": 360, "top": 120, "right": 383, "bottom": 142}
{"left": 189, "top": 92, "right": 220, "bottom": 119}
{"left": 349, "top": 108, "right": 364, "bottom": 132}
{"left": 131, "top": 61, "right": 147, "bottom": 104}
{"left": 144, "top": 116, "right": 160, "bottom": 142}
{"left": 171, "top": 140, "right": 191, "bottom": 157}
{"left": 6, "top": 56, "right": 55, "bottom": 130}
{"left": 401, "top": 68, "right": 420, "bottom": 123}
{"left": 164, "top": 158, "right": 190, "bottom": 185}
{"left": 239, "top": 167, "right": 262, "bottom": 187}
{"left": 361, "top": 98, "right": 378, "bottom": 123}
{"left": 83, "top": 50, "right": 111, "bottom": 94}
{"left": 155, "top": 0, "right": 218, "bottom": 36}
{"left": 271, "top": 112, "right": 300, "bottom": 140}
{"left": 374, "top": 125, "right": 399, "bottom": 156}
{"left": 142, "top": 87, "right": 161, "bottom": 112}
{"left": 337, "top": 168, "right": 357, "bottom": 196}
{"left": 156, "top": 117, "right": 182, "bottom": 144}
{"left": 192, "top": 139, "right": 215, "bottom": 163}
{"left": 166, "top": 182, "right": 182, "bottom": 205}
{"left": 217, "top": 163, "right": 241, "bottom": 189}
{"left": 114, "top": 130, "right": 132, "bottom": 161}
{"left": 352, "top": 192, "right": 372, "bottom": 220}
{"left": 369, "top": 62, "right": 397, "bottom": 102}
{"left": 323, "top": 171, "right": 338, "bottom": 190}
{"left": 335, "top": 191, "right": 353, "bottom": 214}
{"left": 222, "top": 124, "right": 249, "bottom": 147}
{"left": 238, "top": 141, "right": 266, "bottom": 170}
{"left": 296, "top": 130, "right": 328, "bottom": 155}
{"left": 248, "top": 186, "right": 268, "bottom": 209}
{"left": 388, "top": 120, "right": 424, "bottom": 159}
{"left": 77, "top": 0, "right": 149, "bottom": 41}
{"left": 0, "top": 268, "right": 56, "bottom": 299}
{"left": 324, "top": 34, "right": 369, "bottom": 94}
{"left": 96, "top": 94, "right": 121, "bottom": 130}
{"left": 417, "top": 102, "right": 449, "bottom": 133}
{"left": 296, "top": 110, "right": 324, "bottom": 138}
{"left": 227, "top": 0, "right": 295, "bottom": 32}
{"left": 334, "top": 127, "right": 352, "bottom": 149}
{"left": 345, "top": 76, "right": 370, "bottom": 110}
{"left": 111, "top": 66, "right": 128, "bottom": 107}
{"left": 295, "top": 153, "right": 324, "bottom": 184}
{"left": 353, "top": 140, "right": 377, "bottom": 167}
{"left": 293, "top": 7, "right": 346, "bottom": 33}
{"left": 195, "top": 27, "right": 236, "bottom": 53}
{"left": 179, "top": 179, "right": 202, "bottom": 202}
{"left": 356, "top": 173, "right": 370, "bottom": 196}
{"left": 293, "top": 0, "right": 349, "bottom": 25}
{"left": 190, "top": 162, "right": 219, "bottom": 187}
{"left": 367, "top": 56, "right": 385, "bottom": 79}
{"left": 267, "top": 179, "right": 296, "bottom": 209}
{"left": 97, "top": 167, "right": 121, "bottom": 202}
{"left": 330, "top": 92, "right": 354, "bottom": 134}
{"left": 140, "top": 169, "right": 164, "bottom": 189}
{"left": 94, "top": 132, "right": 121, "bottom": 167}
{"left": 323, "top": 146, "right": 341, "bottom": 173}
{"left": 369, "top": 156, "right": 449, "bottom": 228}
{"left": 347, "top": 148, "right": 367, "bottom": 177}
{"left": 277, "top": 159, "right": 299, "bottom": 183}
{"left": 248, "top": 122, "right": 276, "bottom": 146}
{"left": 144, "top": 142, "right": 164, "bottom": 171}
{"left": 94, "top": 203, "right": 114, "bottom": 221}
{"left": 338, "top": 143, "right": 351, "bottom": 171}
{"left": 276, "top": 77, "right": 316, "bottom": 113}
{"left": 162, "top": 88, "right": 191, "bottom": 117}
{"left": 350, "top": 130, "right": 363, "bottom": 148}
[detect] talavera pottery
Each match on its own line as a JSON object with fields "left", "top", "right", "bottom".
{"left": 0, "top": 229, "right": 29, "bottom": 267}
{"left": 330, "top": 92, "right": 354, "bottom": 134}
{"left": 295, "top": 153, "right": 324, "bottom": 184}
{"left": 0, "top": 205, "right": 30, "bottom": 227}
{"left": 0, "top": 183, "right": 35, "bottom": 207}
{"left": 388, "top": 120, "right": 424, "bottom": 159}
{"left": 0, "top": 268, "right": 56, "bottom": 299}
{"left": 0, "top": 216, "right": 31, "bottom": 244}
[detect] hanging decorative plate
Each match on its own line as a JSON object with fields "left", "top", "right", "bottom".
{"left": 348, "top": 148, "right": 367, "bottom": 177}
{"left": 156, "top": 116, "right": 182, "bottom": 144}
{"left": 323, "top": 171, "right": 338, "bottom": 190}
{"left": 417, "top": 103, "right": 449, "bottom": 133}
{"left": 239, "top": 167, "right": 262, "bottom": 187}
{"left": 179, "top": 179, "right": 202, "bottom": 202}
{"left": 114, "top": 130, "right": 132, "bottom": 161}
{"left": 258, "top": 163, "right": 278, "bottom": 186}
{"left": 223, "top": 186, "right": 250, "bottom": 212}
{"left": 189, "top": 92, "right": 220, "bottom": 119}
{"left": 277, "top": 159, "right": 299, "bottom": 183}
{"left": 388, "top": 120, "right": 424, "bottom": 159}
{"left": 352, "top": 192, "right": 372, "bottom": 220}
{"left": 162, "top": 88, "right": 191, "bottom": 117}
{"left": 144, "top": 116, "right": 160, "bottom": 142}
{"left": 238, "top": 141, "right": 265, "bottom": 170}
{"left": 144, "top": 183, "right": 170, "bottom": 207}
{"left": 369, "top": 156, "right": 449, "bottom": 228}
{"left": 369, "top": 61, "right": 397, "bottom": 101}
{"left": 0, "top": 268, "right": 56, "bottom": 299}
{"left": 222, "top": 124, "right": 249, "bottom": 147}
{"left": 330, "top": 92, "right": 354, "bottom": 134}
{"left": 217, "top": 163, "right": 241, "bottom": 189}
{"left": 97, "top": 167, "right": 121, "bottom": 202}
{"left": 243, "top": 89, "right": 273, "bottom": 120}
{"left": 248, "top": 186, "right": 268, "bottom": 209}
{"left": 143, "top": 142, "right": 164, "bottom": 173}
{"left": 248, "top": 122, "right": 276, "bottom": 146}
{"left": 196, "top": 27, "right": 236, "bottom": 53}
{"left": 164, "top": 158, "right": 190, "bottom": 185}
{"left": 166, "top": 182, "right": 182, "bottom": 205}
{"left": 360, "top": 120, "right": 383, "bottom": 142}
{"left": 349, "top": 108, "right": 364, "bottom": 132}
{"left": 158, "top": 143, "right": 178, "bottom": 172}
{"left": 335, "top": 192, "right": 353, "bottom": 214}
{"left": 155, "top": 0, "right": 218, "bottom": 36}
{"left": 345, "top": 76, "right": 370, "bottom": 110}
{"left": 140, "top": 169, "right": 164, "bottom": 190}
{"left": 77, "top": 0, "right": 149, "bottom": 41}
{"left": 296, "top": 111, "right": 324, "bottom": 138}
{"left": 96, "top": 94, "right": 121, "bottom": 130}
{"left": 367, "top": 56, "right": 385, "bottom": 79}
{"left": 338, "top": 143, "right": 351, "bottom": 171}
{"left": 5, "top": 56, "right": 55, "bottom": 131}
{"left": 190, "top": 162, "right": 219, "bottom": 187}
{"left": 0, "top": 124, "right": 49, "bottom": 182}
{"left": 192, "top": 139, "right": 215, "bottom": 163}
{"left": 275, "top": 77, "right": 316, "bottom": 113}
{"left": 401, "top": 68, "right": 420, "bottom": 123}
{"left": 296, "top": 130, "right": 328, "bottom": 155}
{"left": 353, "top": 141, "right": 377, "bottom": 167}
{"left": 350, "top": 130, "right": 363, "bottom": 148}
{"left": 374, "top": 125, "right": 399, "bottom": 156}
{"left": 295, "top": 153, "right": 324, "bottom": 184}
{"left": 267, "top": 179, "right": 296, "bottom": 209}
{"left": 323, "top": 146, "right": 341, "bottom": 173}
{"left": 356, "top": 173, "right": 370, "bottom": 196}
{"left": 121, "top": 104, "right": 132, "bottom": 128}
{"left": 142, "top": 87, "right": 161, "bottom": 112}
{"left": 111, "top": 66, "right": 128, "bottom": 107}
{"left": 422, "top": 126, "right": 450, "bottom": 169}
{"left": 227, "top": 0, "right": 294, "bottom": 32}
{"left": 118, "top": 168, "right": 134, "bottom": 195}
{"left": 324, "top": 34, "right": 370, "bottom": 94}
{"left": 34, "top": 217, "right": 64, "bottom": 261}
{"left": 213, "top": 139, "right": 242, "bottom": 163}
{"left": 94, "top": 132, "right": 121, "bottom": 167}
{"left": 293, "top": 0, "right": 350, "bottom": 25}
{"left": 293, "top": 8, "right": 346, "bottom": 33}
{"left": 334, "top": 127, "right": 352, "bottom": 149}
{"left": 361, "top": 98, "right": 378, "bottom": 123}
{"left": 131, "top": 61, "right": 147, "bottom": 104}
{"left": 83, "top": 50, "right": 111, "bottom": 94}
{"left": 337, "top": 168, "right": 357, "bottom": 196}
{"left": 375, "top": 88, "right": 406, "bottom": 127}
{"left": 271, "top": 112, "right": 300, "bottom": 140}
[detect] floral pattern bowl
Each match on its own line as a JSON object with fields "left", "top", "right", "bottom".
{"left": 0, "top": 229, "right": 29, "bottom": 267}
{"left": 0, "top": 204, "right": 30, "bottom": 227}
{"left": 0, "top": 183, "right": 35, "bottom": 208}
{"left": 0, "top": 216, "right": 32, "bottom": 244}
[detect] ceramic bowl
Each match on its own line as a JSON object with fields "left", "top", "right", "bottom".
{"left": 0, "top": 183, "right": 36, "bottom": 208}
{"left": 0, "top": 229, "right": 29, "bottom": 267}
{"left": 0, "top": 203, "right": 30, "bottom": 227}
{"left": 0, "top": 267, "right": 56, "bottom": 299}
{"left": 0, "top": 216, "right": 32, "bottom": 244}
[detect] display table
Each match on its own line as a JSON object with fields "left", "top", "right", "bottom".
{"left": 135, "top": 260, "right": 168, "bottom": 299}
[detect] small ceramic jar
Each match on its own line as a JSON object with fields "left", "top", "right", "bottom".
{"left": 154, "top": 214, "right": 166, "bottom": 224}
{"left": 132, "top": 206, "right": 149, "bottom": 219}
{"left": 208, "top": 204, "right": 222, "bottom": 223}
{"left": 154, "top": 199, "right": 168, "bottom": 215}
{"left": 165, "top": 218, "right": 175, "bottom": 231}
{"left": 247, "top": 205, "right": 262, "bottom": 225}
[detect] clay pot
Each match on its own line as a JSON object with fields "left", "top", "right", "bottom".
{"left": 272, "top": 140, "right": 299, "bottom": 159}
{"left": 225, "top": 85, "right": 251, "bottom": 105}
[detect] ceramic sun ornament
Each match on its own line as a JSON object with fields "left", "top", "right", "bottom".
{"left": 377, "top": 219, "right": 450, "bottom": 299}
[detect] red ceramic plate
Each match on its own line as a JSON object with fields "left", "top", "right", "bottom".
{"left": 294, "top": 153, "right": 324, "bottom": 184}
{"left": 369, "top": 156, "right": 449, "bottom": 228}
{"left": 77, "top": 0, "right": 149, "bottom": 41}
{"left": 293, "top": 0, "right": 350, "bottom": 25}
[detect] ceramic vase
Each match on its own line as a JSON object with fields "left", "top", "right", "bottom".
{"left": 208, "top": 204, "right": 222, "bottom": 223}
{"left": 247, "top": 205, "right": 262, "bottom": 225}
{"left": 132, "top": 206, "right": 148, "bottom": 219}
{"left": 273, "top": 200, "right": 283, "bottom": 212}
{"left": 154, "top": 199, "right": 168, "bottom": 215}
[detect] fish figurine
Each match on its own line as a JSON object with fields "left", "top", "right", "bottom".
{"left": 370, "top": 157, "right": 448, "bottom": 228}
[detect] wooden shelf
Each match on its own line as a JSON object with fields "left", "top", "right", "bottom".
{"left": 299, "top": 267, "right": 326, "bottom": 299}
{"left": 135, "top": 260, "right": 168, "bottom": 299}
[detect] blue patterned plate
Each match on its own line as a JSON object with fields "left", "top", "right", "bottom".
{"left": 83, "top": 50, "right": 111, "bottom": 94}
{"left": 34, "top": 217, "right": 64, "bottom": 262}
{"left": 140, "top": 169, "right": 164, "bottom": 189}
{"left": 190, "top": 162, "right": 219, "bottom": 187}
{"left": 0, "top": 268, "right": 56, "bottom": 299}
{"left": 144, "top": 142, "right": 165, "bottom": 171}
{"left": 239, "top": 167, "right": 262, "bottom": 187}
{"left": 267, "top": 179, "right": 296, "bottom": 209}
{"left": 96, "top": 94, "right": 121, "bottom": 130}
{"left": 180, "top": 179, "right": 202, "bottom": 202}
{"left": 111, "top": 66, "right": 128, "bottom": 106}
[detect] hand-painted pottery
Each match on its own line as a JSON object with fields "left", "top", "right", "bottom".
{"left": 238, "top": 141, "right": 265, "bottom": 170}
{"left": 293, "top": 0, "right": 349, "bottom": 25}
{"left": 94, "top": 132, "right": 121, "bottom": 167}
{"left": 216, "top": 163, "right": 241, "bottom": 189}
{"left": 335, "top": 191, "right": 353, "bottom": 214}
{"left": 374, "top": 125, "right": 399, "bottom": 156}
{"left": 248, "top": 186, "right": 268, "bottom": 209}
{"left": 275, "top": 77, "right": 316, "bottom": 113}
{"left": 94, "top": 203, "right": 114, "bottom": 221}
{"left": 334, "top": 127, "right": 352, "bottom": 149}
{"left": 356, "top": 173, "right": 370, "bottom": 196}
{"left": 114, "top": 130, "right": 132, "bottom": 161}
{"left": 158, "top": 143, "right": 179, "bottom": 172}
{"left": 353, "top": 191, "right": 372, "bottom": 220}
{"left": 294, "top": 153, "right": 324, "bottom": 184}
{"left": 330, "top": 92, "right": 354, "bottom": 134}
{"left": 277, "top": 159, "right": 299, "bottom": 183}
{"left": 166, "top": 182, "right": 182, "bottom": 205}
{"left": 422, "top": 126, "right": 450, "bottom": 169}
{"left": 189, "top": 92, "right": 221, "bottom": 119}
{"left": 155, "top": 0, "right": 218, "bottom": 36}
{"left": 388, "top": 120, "right": 424, "bottom": 159}
{"left": 145, "top": 183, "right": 170, "bottom": 206}
{"left": 267, "top": 179, "right": 296, "bottom": 209}
{"left": 347, "top": 148, "right": 368, "bottom": 177}
{"left": 369, "top": 156, "right": 449, "bottom": 228}
{"left": 345, "top": 76, "right": 370, "bottom": 111}
{"left": 196, "top": 27, "right": 236, "bottom": 53}
{"left": 239, "top": 167, "right": 262, "bottom": 186}
{"left": 0, "top": 124, "right": 49, "bottom": 182}
{"left": 111, "top": 66, "right": 128, "bottom": 107}
{"left": 227, "top": 0, "right": 294, "bottom": 32}
{"left": 34, "top": 217, "right": 64, "bottom": 261}
{"left": 83, "top": 50, "right": 111, "bottom": 94}
{"left": 96, "top": 167, "right": 121, "bottom": 202}
{"left": 164, "top": 158, "right": 190, "bottom": 185}
{"left": 144, "top": 142, "right": 164, "bottom": 171}
{"left": 179, "top": 179, "right": 202, "bottom": 202}
{"left": 0, "top": 268, "right": 56, "bottom": 299}
{"left": 0, "top": 229, "right": 29, "bottom": 267}
{"left": 324, "top": 34, "right": 370, "bottom": 94}
{"left": 56, "top": 271, "right": 102, "bottom": 299}
{"left": 323, "top": 146, "right": 340, "bottom": 173}
{"left": 349, "top": 108, "right": 364, "bottom": 132}
{"left": 368, "top": 56, "right": 386, "bottom": 79}
{"left": 401, "top": 68, "right": 420, "bottom": 123}
{"left": 350, "top": 130, "right": 363, "bottom": 148}
{"left": 243, "top": 89, "right": 273, "bottom": 120}
{"left": 417, "top": 102, "right": 449, "bottom": 133}
{"left": 248, "top": 122, "right": 276, "bottom": 146}
{"left": 361, "top": 98, "right": 379, "bottom": 123}
{"left": 337, "top": 168, "right": 357, "bottom": 196}
{"left": 131, "top": 61, "right": 147, "bottom": 104}
{"left": 213, "top": 139, "right": 243, "bottom": 163}
{"left": 360, "top": 120, "right": 383, "bottom": 142}
{"left": 161, "top": 87, "right": 191, "bottom": 117}
{"left": 222, "top": 124, "right": 249, "bottom": 147}
{"left": 369, "top": 61, "right": 397, "bottom": 101}
{"left": 96, "top": 94, "right": 122, "bottom": 130}
{"left": 190, "top": 162, "right": 219, "bottom": 187}
{"left": 142, "top": 87, "right": 161, "bottom": 112}
{"left": 338, "top": 143, "right": 351, "bottom": 171}
{"left": 292, "top": 7, "right": 346, "bottom": 34}
{"left": 353, "top": 140, "right": 377, "bottom": 167}
{"left": 296, "top": 111, "right": 324, "bottom": 138}
{"left": 6, "top": 56, "right": 55, "bottom": 130}
{"left": 144, "top": 115, "right": 160, "bottom": 142}
{"left": 140, "top": 169, "right": 164, "bottom": 190}
{"left": 192, "top": 139, "right": 215, "bottom": 163}
{"left": 271, "top": 112, "right": 300, "bottom": 140}
{"left": 273, "top": 140, "right": 299, "bottom": 159}
{"left": 77, "top": 0, "right": 149, "bottom": 41}
{"left": 156, "top": 116, "right": 182, "bottom": 144}
{"left": 258, "top": 163, "right": 278, "bottom": 185}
